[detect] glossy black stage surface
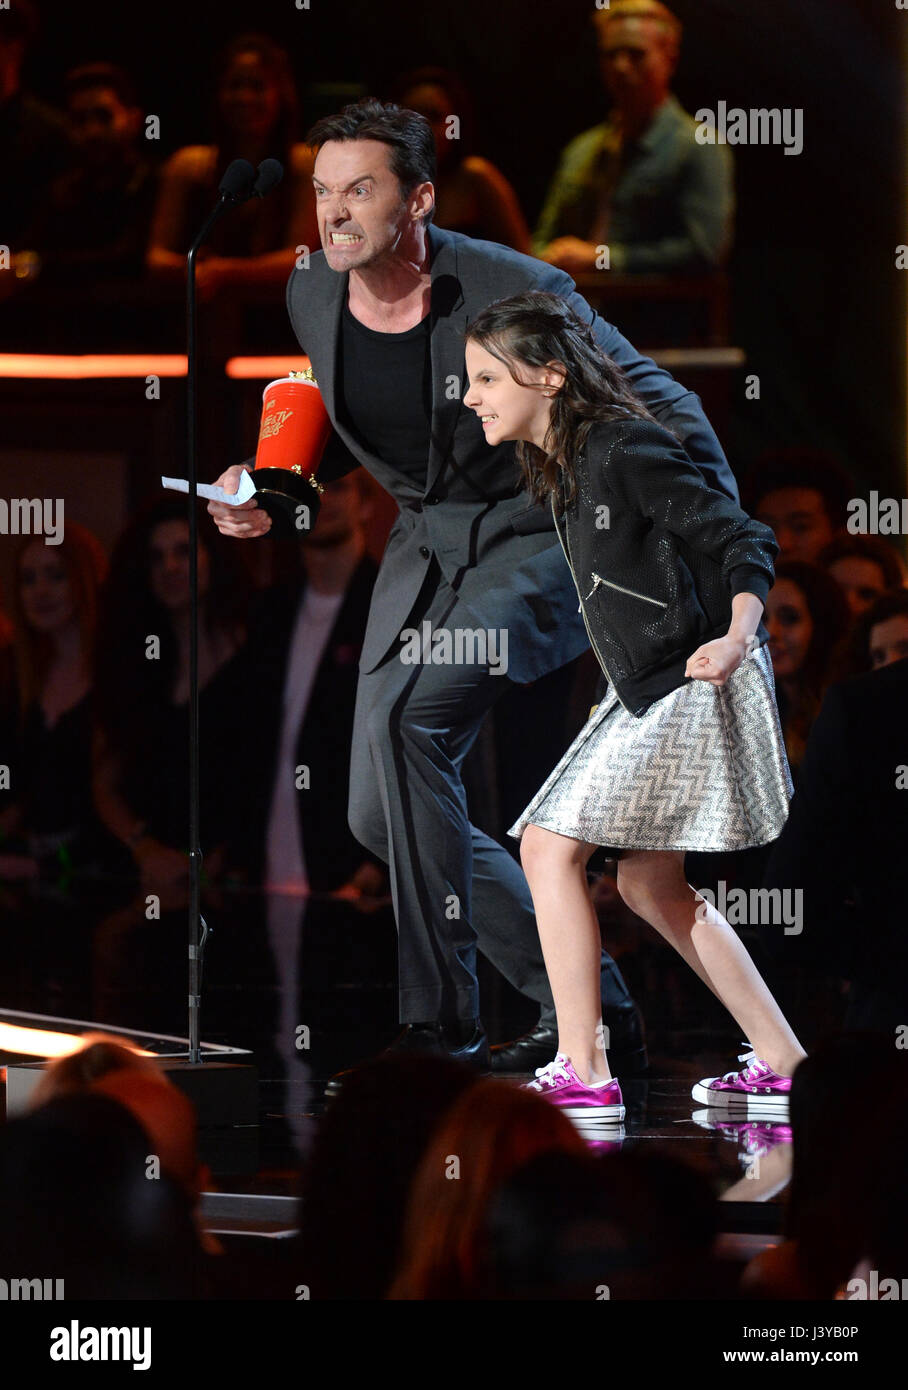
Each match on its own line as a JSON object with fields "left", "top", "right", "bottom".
{"left": 0, "top": 870, "right": 846, "bottom": 1241}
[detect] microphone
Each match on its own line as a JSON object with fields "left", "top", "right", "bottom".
{"left": 218, "top": 158, "right": 257, "bottom": 204}
{"left": 253, "top": 158, "right": 283, "bottom": 198}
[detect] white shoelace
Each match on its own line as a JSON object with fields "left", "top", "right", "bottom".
{"left": 528, "top": 1055, "right": 572, "bottom": 1091}
{"left": 722, "top": 1048, "right": 764, "bottom": 1083}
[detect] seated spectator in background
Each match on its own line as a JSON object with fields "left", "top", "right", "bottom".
{"left": 92, "top": 496, "right": 251, "bottom": 888}
{"left": 245, "top": 471, "right": 385, "bottom": 896}
{"left": 749, "top": 448, "right": 854, "bottom": 564}
{"left": 392, "top": 67, "right": 530, "bottom": 252}
{"left": 147, "top": 33, "right": 317, "bottom": 297}
{"left": 742, "top": 1037, "right": 908, "bottom": 1298}
{"left": 0, "top": 1092, "right": 205, "bottom": 1299}
{"left": 293, "top": 1054, "right": 479, "bottom": 1300}
{"left": 0, "top": 524, "right": 109, "bottom": 881}
{"left": 387, "top": 1080, "right": 586, "bottom": 1299}
{"left": 29, "top": 1032, "right": 217, "bottom": 1250}
{"left": 818, "top": 532, "right": 906, "bottom": 617}
{"left": 762, "top": 659, "right": 908, "bottom": 1032}
{"left": 764, "top": 560, "right": 850, "bottom": 777}
{"left": 481, "top": 1148, "right": 721, "bottom": 1300}
{"left": 533, "top": 0, "right": 733, "bottom": 275}
{"left": 30, "top": 1032, "right": 164, "bottom": 1106}
{"left": 0, "top": 0, "right": 70, "bottom": 255}
{"left": 18, "top": 63, "right": 157, "bottom": 287}
{"left": 850, "top": 589, "right": 908, "bottom": 673}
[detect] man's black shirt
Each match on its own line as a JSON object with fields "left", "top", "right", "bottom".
{"left": 336, "top": 300, "right": 433, "bottom": 490}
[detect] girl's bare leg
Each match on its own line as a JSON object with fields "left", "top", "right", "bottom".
{"left": 520, "top": 824, "right": 612, "bottom": 1085}
{"left": 616, "top": 848, "right": 805, "bottom": 1076}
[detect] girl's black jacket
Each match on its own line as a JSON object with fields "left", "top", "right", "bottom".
{"left": 553, "top": 415, "right": 778, "bottom": 717}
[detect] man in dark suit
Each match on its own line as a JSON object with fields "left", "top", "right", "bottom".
{"left": 762, "top": 655, "right": 908, "bottom": 1032}
{"left": 208, "top": 99, "right": 737, "bottom": 1073}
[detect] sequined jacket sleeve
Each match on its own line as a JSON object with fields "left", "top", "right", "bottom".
{"left": 606, "top": 417, "right": 778, "bottom": 605}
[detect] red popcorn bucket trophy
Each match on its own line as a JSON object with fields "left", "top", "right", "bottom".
{"left": 252, "top": 366, "right": 331, "bottom": 533}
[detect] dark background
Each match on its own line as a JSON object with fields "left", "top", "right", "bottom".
{"left": 10, "top": 0, "right": 907, "bottom": 497}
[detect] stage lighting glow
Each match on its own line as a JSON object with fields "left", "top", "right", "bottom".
{"left": 225, "top": 356, "right": 311, "bottom": 379}
{"left": 0, "top": 1023, "right": 155, "bottom": 1060}
{"left": 0, "top": 355, "right": 188, "bottom": 379}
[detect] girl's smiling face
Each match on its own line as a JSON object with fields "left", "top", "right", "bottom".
{"left": 464, "top": 341, "right": 563, "bottom": 450}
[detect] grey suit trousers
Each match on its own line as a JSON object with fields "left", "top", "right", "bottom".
{"left": 348, "top": 551, "right": 633, "bottom": 1025}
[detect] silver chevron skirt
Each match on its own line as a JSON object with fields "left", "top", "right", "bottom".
{"left": 507, "top": 642, "right": 793, "bottom": 853}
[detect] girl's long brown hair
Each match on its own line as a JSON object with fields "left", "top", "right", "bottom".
{"left": 465, "top": 291, "right": 665, "bottom": 510}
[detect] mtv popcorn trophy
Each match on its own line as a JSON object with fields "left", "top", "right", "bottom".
{"left": 252, "top": 367, "right": 330, "bottom": 534}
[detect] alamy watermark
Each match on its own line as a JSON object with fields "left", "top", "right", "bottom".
{"left": 695, "top": 881, "right": 803, "bottom": 935}
{"left": 695, "top": 103, "right": 803, "bottom": 156}
{"left": 399, "top": 620, "right": 508, "bottom": 674}
{"left": 0, "top": 1275, "right": 64, "bottom": 1300}
{"left": 846, "top": 491, "right": 908, "bottom": 536}
{"left": 0, "top": 497, "right": 64, "bottom": 545}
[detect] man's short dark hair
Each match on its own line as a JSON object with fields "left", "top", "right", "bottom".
{"left": 306, "top": 97, "right": 436, "bottom": 221}
{"left": 64, "top": 62, "right": 140, "bottom": 110}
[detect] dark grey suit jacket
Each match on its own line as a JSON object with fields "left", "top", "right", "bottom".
{"left": 285, "top": 223, "right": 737, "bottom": 683}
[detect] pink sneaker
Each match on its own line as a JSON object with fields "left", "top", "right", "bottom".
{"left": 524, "top": 1052, "right": 625, "bottom": 1123}
{"left": 692, "top": 1049, "right": 791, "bottom": 1116}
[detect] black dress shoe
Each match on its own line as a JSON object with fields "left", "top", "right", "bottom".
{"left": 491, "top": 1007, "right": 648, "bottom": 1076}
{"left": 325, "top": 1021, "right": 490, "bottom": 1097}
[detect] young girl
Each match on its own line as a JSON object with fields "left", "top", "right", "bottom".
{"left": 463, "top": 292, "right": 805, "bottom": 1123}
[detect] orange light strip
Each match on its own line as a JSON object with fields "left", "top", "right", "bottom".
{"left": 0, "top": 1022, "right": 155, "bottom": 1059}
{"left": 0, "top": 354, "right": 188, "bottom": 379}
{"left": 225, "top": 356, "right": 311, "bottom": 379}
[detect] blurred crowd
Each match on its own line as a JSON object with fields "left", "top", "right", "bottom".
{"left": 1, "top": 1031, "right": 906, "bottom": 1299}
{"left": 2, "top": 1, "right": 732, "bottom": 322}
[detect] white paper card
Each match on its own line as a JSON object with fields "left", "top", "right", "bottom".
{"left": 161, "top": 471, "right": 257, "bottom": 506}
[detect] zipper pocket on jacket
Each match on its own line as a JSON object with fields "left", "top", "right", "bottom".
{"left": 585, "top": 572, "right": 668, "bottom": 608}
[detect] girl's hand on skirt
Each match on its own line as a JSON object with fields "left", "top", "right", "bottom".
{"left": 685, "top": 635, "right": 750, "bottom": 685}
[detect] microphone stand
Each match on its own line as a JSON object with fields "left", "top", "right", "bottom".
{"left": 185, "top": 162, "right": 255, "bottom": 1064}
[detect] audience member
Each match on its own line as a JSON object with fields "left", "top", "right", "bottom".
{"left": 0, "top": 1092, "right": 205, "bottom": 1299}
{"left": 764, "top": 559, "right": 850, "bottom": 776}
{"left": 18, "top": 63, "right": 157, "bottom": 287}
{"left": 819, "top": 533, "right": 906, "bottom": 617}
{"left": 294, "top": 1054, "right": 480, "bottom": 1299}
{"left": 749, "top": 448, "right": 854, "bottom": 564}
{"left": 481, "top": 1147, "right": 722, "bottom": 1299}
{"left": 29, "top": 1032, "right": 215, "bottom": 1227}
{"left": 245, "top": 472, "right": 385, "bottom": 894}
{"left": 146, "top": 33, "right": 318, "bottom": 297}
{"left": 393, "top": 68, "right": 529, "bottom": 251}
{"left": 0, "top": 524, "right": 109, "bottom": 880}
{"left": 763, "top": 657, "right": 908, "bottom": 1031}
{"left": 741, "top": 1036, "right": 908, "bottom": 1299}
{"left": 387, "top": 1079, "right": 586, "bottom": 1299}
{"left": 0, "top": 0, "right": 70, "bottom": 252}
{"left": 850, "top": 589, "right": 908, "bottom": 673}
{"left": 533, "top": 0, "right": 733, "bottom": 274}
{"left": 29, "top": 1031, "right": 162, "bottom": 1107}
{"left": 92, "top": 496, "right": 251, "bottom": 886}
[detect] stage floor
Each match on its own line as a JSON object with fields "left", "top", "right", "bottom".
{"left": 0, "top": 875, "right": 848, "bottom": 1238}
